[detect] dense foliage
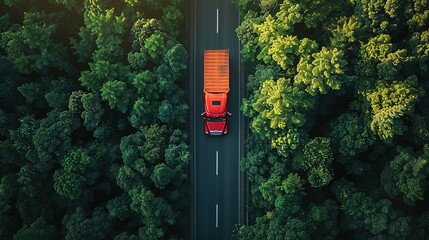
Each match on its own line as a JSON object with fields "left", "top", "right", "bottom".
{"left": 233, "top": 0, "right": 429, "bottom": 239}
{"left": 0, "top": 0, "right": 189, "bottom": 239}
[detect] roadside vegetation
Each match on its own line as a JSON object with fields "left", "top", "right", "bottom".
{"left": 232, "top": 0, "right": 429, "bottom": 239}
{"left": 0, "top": 0, "right": 189, "bottom": 239}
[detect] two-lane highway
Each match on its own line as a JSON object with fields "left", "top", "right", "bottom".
{"left": 189, "top": 0, "right": 244, "bottom": 239}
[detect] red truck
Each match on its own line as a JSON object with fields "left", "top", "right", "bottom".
{"left": 200, "top": 49, "right": 231, "bottom": 136}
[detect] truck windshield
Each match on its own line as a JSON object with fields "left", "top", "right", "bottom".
{"left": 206, "top": 117, "right": 226, "bottom": 122}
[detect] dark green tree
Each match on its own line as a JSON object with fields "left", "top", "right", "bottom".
{"left": 63, "top": 207, "right": 112, "bottom": 240}
{"left": 107, "top": 193, "right": 132, "bottom": 221}
{"left": 53, "top": 148, "right": 97, "bottom": 200}
{"left": 235, "top": 11, "right": 263, "bottom": 63}
{"left": 293, "top": 137, "right": 334, "bottom": 187}
{"left": 330, "top": 112, "right": 376, "bottom": 158}
{"left": 0, "top": 172, "right": 20, "bottom": 239}
{"left": 129, "top": 186, "right": 177, "bottom": 235}
{"left": 381, "top": 145, "right": 429, "bottom": 205}
{"left": 101, "top": 80, "right": 133, "bottom": 113}
{"left": 13, "top": 217, "right": 57, "bottom": 240}
{"left": 0, "top": 11, "right": 71, "bottom": 75}
{"left": 333, "top": 179, "right": 411, "bottom": 238}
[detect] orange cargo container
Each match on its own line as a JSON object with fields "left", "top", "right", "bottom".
{"left": 204, "top": 50, "right": 230, "bottom": 93}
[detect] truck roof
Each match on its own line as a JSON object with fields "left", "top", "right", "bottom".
{"left": 204, "top": 49, "right": 229, "bottom": 93}
{"left": 204, "top": 92, "right": 228, "bottom": 115}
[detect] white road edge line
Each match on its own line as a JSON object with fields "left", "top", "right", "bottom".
{"left": 216, "top": 204, "right": 219, "bottom": 228}
{"left": 216, "top": 151, "right": 219, "bottom": 175}
{"left": 193, "top": 0, "right": 197, "bottom": 237}
{"left": 216, "top": 9, "right": 219, "bottom": 34}
{"left": 237, "top": 12, "right": 241, "bottom": 224}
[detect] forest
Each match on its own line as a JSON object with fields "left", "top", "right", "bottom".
{"left": 2, "top": 0, "right": 429, "bottom": 239}
{"left": 232, "top": 0, "right": 429, "bottom": 239}
{"left": 0, "top": 0, "right": 190, "bottom": 239}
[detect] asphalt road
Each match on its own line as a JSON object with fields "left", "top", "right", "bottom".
{"left": 189, "top": 0, "right": 244, "bottom": 239}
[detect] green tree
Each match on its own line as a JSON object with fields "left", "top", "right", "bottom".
{"left": 0, "top": 11, "right": 71, "bottom": 75}
{"left": 164, "top": 43, "right": 187, "bottom": 74}
{"left": 164, "top": 129, "right": 190, "bottom": 183}
{"left": 411, "top": 115, "right": 429, "bottom": 143}
{"left": 9, "top": 116, "right": 39, "bottom": 157}
{"left": 128, "top": 18, "right": 165, "bottom": 69}
{"left": 32, "top": 111, "right": 80, "bottom": 172}
{"left": 275, "top": 0, "right": 302, "bottom": 32}
{"left": 329, "top": 16, "right": 362, "bottom": 50}
{"left": 231, "top": 0, "right": 259, "bottom": 16}
{"left": 107, "top": 193, "right": 132, "bottom": 221}
{"left": 101, "top": 80, "right": 133, "bottom": 113}
{"left": 150, "top": 163, "right": 173, "bottom": 190}
{"left": 13, "top": 217, "right": 57, "bottom": 240}
{"left": 131, "top": 70, "right": 158, "bottom": 97}
{"left": 72, "top": 6, "right": 125, "bottom": 63}
{"left": 81, "top": 93, "right": 104, "bottom": 131}
{"left": 381, "top": 145, "right": 429, "bottom": 204}
{"left": 333, "top": 179, "right": 411, "bottom": 237}
{"left": 249, "top": 77, "right": 313, "bottom": 157}
{"left": 54, "top": 169, "right": 85, "bottom": 200}
{"left": 408, "top": 29, "right": 429, "bottom": 73}
{"left": 411, "top": 211, "right": 429, "bottom": 240}
{"left": 139, "top": 124, "right": 170, "bottom": 164}
{"left": 155, "top": 63, "right": 180, "bottom": 96}
{"left": 63, "top": 207, "right": 112, "bottom": 240}
{"left": 53, "top": 148, "right": 96, "bottom": 200}
{"left": 258, "top": 173, "right": 282, "bottom": 205}
{"left": 113, "top": 232, "right": 139, "bottom": 240}
{"left": 355, "top": 0, "right": 405, "bottom": 33}
{"left": 69, "top": 91, "right": 105, "bottom": 131}
{"left": 361, "top": 34, "right": 394, "bottom": 62}
{"left": 295, "top": 47, "right": 347, "bottom": 95}
{"left": 144, "top": 33, "right": 166, "bottom": 62}
{"left": 235, "top": 11, "right": 263, "bottom": 63}
{"left": 268, "top": 35, "right": 300, "bottom": 70}
{"left": 239, "top": 132, "right": 279, "bottom": 211}
{"left": 330, "top": 112, "right": 376, "bottom": 158}
{"left": 162, "top": 5, "right": 183, "bottom": 32}
{"left": 70, "top": 25, "right": 95, "bottom": 63}
{"left": 158, "top": 99, "right": 188, "bottom": 124}
{"left": 294, "top": 137, "right": 334, "bottom": 188}
{"left": 129, "top": 97, "right": 158, "bottom": 128}
{"left": 0, "top": 172, "right": 20, "bottom": 239}
{"left": 291, "top": 139, "right": 333, "bottom": 188}
{"left": 51, "top": 0, "right": 81, "bottom": 10}
{"left": 129, "top": 186, "right": 177, "bottom": 230}
{"left": 363, "top": 75, "right": 425, "bottom": 141}
{"left": 115, "top": 165, "right": 143, "bottom": 192}
{"left": 308, "top": 199, "right": 339, "bottom": 239}
{"left": 45, "top": 78, "right": 78, "bottom": 111}
{"left": 79, "top": 61, "right": 130, "bottom": 93}
{"left": 17, "top": 82, "right": 46, "bottom": 109}
{"left": 120, "top": 124, "right": 169, "bottom": 171}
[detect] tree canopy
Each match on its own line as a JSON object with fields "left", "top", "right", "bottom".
{"left": 0, "top": 0, "right": 189, "bottom": 239}
{"left": 234, "top": 0, "right": 429, "bottom": 238}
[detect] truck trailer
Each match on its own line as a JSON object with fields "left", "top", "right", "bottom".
{"left": 200, "top": 49, "right": 231, "bottom": 136}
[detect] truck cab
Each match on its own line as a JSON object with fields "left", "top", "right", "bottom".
{"left": 201, "top": 92, "right": 231, "bottom": 135}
